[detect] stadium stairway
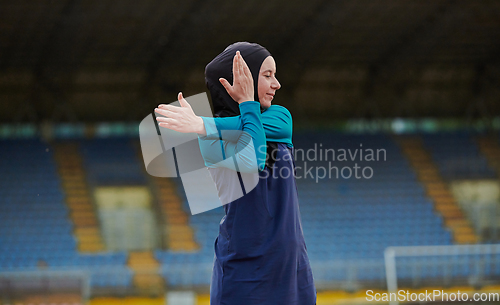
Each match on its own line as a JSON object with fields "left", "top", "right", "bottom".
{"left": 131, "top": 139, "right": 199, "bottom": 252}
{"left": 398, "top": 137, "right": 479, "bottom": 244}
{"left": 474, "top": 135, "right": 500, "bottom": 240}
{"left": 52, "top": 141, "right": 105, "bottom": 252}
{"left": 152, "top": 178, "right": 199, "bottom": 252}
{"left": 476, "top": 135, "right": 500, "bottom": 177}
{"left": 128, "top": 251, "right": 164, "bottom": 294}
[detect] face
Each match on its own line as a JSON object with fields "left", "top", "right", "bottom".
{"left": 257, "top": 56, "right": 281, "bottom": 109}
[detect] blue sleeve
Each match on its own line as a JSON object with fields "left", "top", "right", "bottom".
{"left": 198, "top": 101, "right": 267, "bottom": 172}
{"left": 200, "top": 105, "right": 293, "bottom": 146}
{"left": 199, "top": 116, "right": 242, "bottom": 141}
{"left": 261, "top": 105, "right": 293, "bottom": 147}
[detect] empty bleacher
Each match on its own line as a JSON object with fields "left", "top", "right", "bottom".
{"left": 422, "top": 132, "right": 497, "bottom": 180}
{"left": 294, "top": 133, "right": 452, "bottom": 258}
{"left": 422, "top": 132, "right": 500, "bottom": 242}
{"left": 0, "top": 139, "right": 133, "bottom": 291}
{"left": 1, "top": 132, "right": 499, "bottom": 294}
{"left": 80, "top": 137, "right": 147, "bottom": 186}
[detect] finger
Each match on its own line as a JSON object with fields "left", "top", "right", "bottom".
{"left": 237, "top": 51, "right": 244, "bottom": 79}
{"left": 158, "top": 104, "right": 181, "bottom": 112}
{"left": 240, "top": 55, "right": 252, "bottom": 79}
{"left": 156, "top": 116, "right": 175, "bottom": 123}
{"left": 237, "top": 51, "right": 245, "bottom": 82}
{"left": 155, "top": 107, "right": 177, "bottom": 117}
{"left": 238, "top": 52, "right": 245, "bottom": 76}
{"left": 177, "top": 92, "right": 191, "bottom": 109}
{"left": 155, "top": 108, "right": 168, "bottom": 116}
{"left": 158, "top": 122, "right": 176, "bottom": 129}
{"left": 157, "top": 118, "right": 178, "bottom": 126}
{"left": 158, "top": 101, "right": 182, "bottom": 110}
{"left": 157, "top": 117, "right": 175, "bottom": 125}
{"left": 233, "top": 52, "right": 240, "bottom": 81}
{"left": 219, "top": 78, "right": 232, "bottom": 93}
{"left": 159, "top": 121, "right": 182, "bottom": 132}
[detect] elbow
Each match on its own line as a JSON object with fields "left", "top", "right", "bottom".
{"left": 254, "top": 147, "right": 267, "bottom": 173}
{"left": 234, "top": 134, "right": 267, "bottom": 173}
{"left": 255, "top": 143, "right": 267, "bottom": 172}
{"left": 234, "top": 152, "right": 266, "bottom": 173}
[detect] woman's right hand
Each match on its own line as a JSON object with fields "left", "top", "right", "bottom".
{"left": 155, "top": 92, "right": 206, "bottom": 136}
{"left": 219, "top": 51, "right": 255, "bottom": 104}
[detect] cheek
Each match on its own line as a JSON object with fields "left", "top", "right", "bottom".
{"left": 258, "top": 78, "right": 269, "bottom": 97}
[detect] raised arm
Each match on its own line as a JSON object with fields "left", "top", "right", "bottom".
{"left": 199, "top": 50, "right": 266, "bottom": 172}
{"left": 198, "top": 101, "right": 266, "bottom": 172}
{"left": 200, "top": 105, "right": 293, "bottom": 147}
{"left": 155, "top": 51, "right": 267, "bottom": 172}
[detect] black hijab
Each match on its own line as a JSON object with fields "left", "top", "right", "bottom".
{"left": 205, "top": 42, "right": 279, "bottom": 169}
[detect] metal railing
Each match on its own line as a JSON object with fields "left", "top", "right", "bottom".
{"left": 385, "top": 244, "right": 500, "bottom": 305}
{"left": 1, "top": 249, "right": 499, "bottom": 299}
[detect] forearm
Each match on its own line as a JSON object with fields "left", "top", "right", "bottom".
{"left": 237, "top": 101, "right": 266, "bottom": 171}
{"left": 198, "top": 101, "right": 267, "bottom": 172}
{"left": 199, "top": 105, "right": 292, "bottom": 145}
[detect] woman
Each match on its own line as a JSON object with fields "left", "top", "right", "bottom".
{"left": 155, "top": 42, "right": 316, "bottom": 305}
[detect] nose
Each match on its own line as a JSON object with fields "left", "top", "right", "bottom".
{"left": 272, "top": 77, "right": 281, "bottom": 90}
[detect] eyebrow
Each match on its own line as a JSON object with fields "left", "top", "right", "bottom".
{"left": 261, "top": 69, "right": 275, "bottom": 73}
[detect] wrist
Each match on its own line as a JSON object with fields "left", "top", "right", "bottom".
{"left": 237, "top": 96, "right": 255, "bottom": 104}
{"left": 196, "top": 116, "right": 206, "bottom": 136}
{"left": 238, "top": 101, "right": 261, "bottom": 114}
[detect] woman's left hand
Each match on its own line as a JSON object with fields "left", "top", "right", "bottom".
{"left": 219, "top": 51, "right": 254, "bottom": 104}
{"left": 155, "top": 92, "right": 206, "bottom": 135}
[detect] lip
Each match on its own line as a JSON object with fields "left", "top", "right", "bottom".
{"left": 266, "top": 93, "right": 275, "bottom": 97}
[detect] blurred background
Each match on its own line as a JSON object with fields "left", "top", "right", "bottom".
{"left": 0, "top": 0, "right": 500, "bottom": 304}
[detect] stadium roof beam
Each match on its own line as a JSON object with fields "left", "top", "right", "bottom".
{"left": 367, "top": 0, "right": 462, "bottom": 85}
{"left": 359, "top": 0, "right": 467, "bottom": 117}
{"left": 141, "top": 0, "right": 206, "bottom": 100}
{"left": 268, "top": 0, "right": 355, "bottom": 117}
{"left": 30, "top": 0, "right": 82, "bottom": 123}
{"left": 465, "top": 44, "right": 500, "bottom": 125}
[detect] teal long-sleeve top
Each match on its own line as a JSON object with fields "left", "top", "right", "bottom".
{"left": 198, "top": 101, "right": 293, "bottom": 173}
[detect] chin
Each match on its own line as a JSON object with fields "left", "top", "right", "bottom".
{"left": 260, "top": 99, "right": 272, "bottom": 109}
